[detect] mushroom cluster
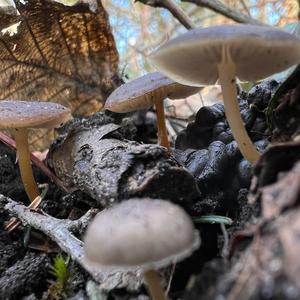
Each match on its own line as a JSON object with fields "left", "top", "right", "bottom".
{"left": 84, "top": 198, "right": 200, "bottom": 300}
{"left": 149, "top": 24, "right": 300, "bottom": 164}
{"left": 104, "top": 72, "right": 200, "bottom": 148}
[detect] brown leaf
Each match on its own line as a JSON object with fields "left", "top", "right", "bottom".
{"left": 278, "top": 208, "right": 300, "bottom": 290}
{"left": 0, "top": 0, "right": 119, "bottom": 150}
{"left": 249, "top": 140, "right": 300, "bottom": 202}
{"left": 260, "top": 162, "right": 300, "bottom": 220}
{"left": 249, "top": 141, "right": 300, "bottom": 219}
{"left": 213, "top": 162, "right": 300, "bottom": 300}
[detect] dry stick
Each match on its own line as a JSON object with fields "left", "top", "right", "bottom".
{"left": 3, "top": 195, "right": 101, "bottom": 279}
{"left": 181, "top": 0, "right": 265, "bottom": 25}
{"left": 238, "top": 0, "right": 250, "bottom": 16}
{"left": 165, "top": 118, "right": 177, "bottom": 143}
{"left": 136, "top": 0, "right": 196, "bottom": 29}
{"left": 5, "top": 194, "right": 43, "bottom": 232}
{"left": 3, "top": 196, "right": 141, "bottom": 290}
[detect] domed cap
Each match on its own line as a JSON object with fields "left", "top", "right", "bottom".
{"left": 0, "top": 100, "right": 71, "bottom": 129}
{"left": 104, "top": 72, "right": 200, "bottom": 113}
{"left": 84, "top": 198, "right": 200, "bottom": 271}
{"left": 149, "top": 24, "right": 300, "bottom": 86}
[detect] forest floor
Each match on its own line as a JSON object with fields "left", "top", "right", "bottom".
{"left": 0, "top": 77, "right": 300, "bottom": 300}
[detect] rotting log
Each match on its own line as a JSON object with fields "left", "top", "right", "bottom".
{"left": 47, "top": 114, "right": 201, "bottom": 209}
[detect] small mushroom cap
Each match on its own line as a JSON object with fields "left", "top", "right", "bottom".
{"left": 84, "top": 198, "right": 200, "bottom": 271}
{"left": 149, "top": 24, "right": 300, "bottom": 86}
{"left": 104, "top": 72, "right": 200, "bottom": 113}
{"left": 0, "top": 100, "right": 71, "bottom": 129}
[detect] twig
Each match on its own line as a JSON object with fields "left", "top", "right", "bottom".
{"left": 238, "top": 0, "right": 250, "bottom": 16}
{"left": 165, "top": 118, "right": 177, "bottom": 143}
{"left": 181, "top": 0, "right": 265, "bottom": 25}
{"left": 136, "top": 0, "right": 196, "bottom": 29}
{"left": 5, "top": 192, "right": 44, "bottom": 232}
{"left": 3, "top": 195, "right": 141, "bottom": 291}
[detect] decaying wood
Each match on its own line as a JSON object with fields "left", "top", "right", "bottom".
{"left": 47, "top": 114, "right": 201, "bottom": 209}
{"left": 3, "top": 195, "right": 142, "bottom": 291}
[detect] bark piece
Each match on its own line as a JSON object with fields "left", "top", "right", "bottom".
{"left": 0, "top": 252, "right": 49, "bottom": 299}
{"left": 48, "top": 120, "right": 201, "bottom": 209}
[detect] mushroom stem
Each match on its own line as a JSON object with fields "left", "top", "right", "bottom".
{"left": 144, "top": 269, "right": 167, "bottom": 300}
{"left": 217, "top": 50, "right": 261, "bottom": 164}
{"left": 154, "top": 99, "right": 170, "bottom": 149}
{"left": 12, "top": 128, "right": 40, "bottom": 201}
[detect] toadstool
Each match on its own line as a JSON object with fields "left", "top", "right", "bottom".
{"left": 0, "top": 100, "right": 71, "bottom": 201}
{"left": 84, "top": 198, "right": 200, "bottom": 300}
{"left": 104, "top": 72, "right": 200, "bottom": 148}
{"left": 149, "top": 24, "right": 300, "bottom": 164}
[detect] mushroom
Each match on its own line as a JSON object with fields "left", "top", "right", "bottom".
{"left": 104, "top": 72, "right": 200, "bottom": 148}
{"left": 149, "top": 24, "right": 300, "bottom": 164}
{"left": 0, "top": 100, "right": 71, "bottom": 201}
{"left": 84, "top": 198, "right": 200, "bottom": 300}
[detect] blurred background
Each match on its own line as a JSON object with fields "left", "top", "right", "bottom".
{"left": 102, "top": 0, "right": 299, "bottom": 78}
{"left": 0, "top": 0, "right": 299, "bottom": 120}
{"left": 100, "top": 0, "right": 299, "bottom": 119}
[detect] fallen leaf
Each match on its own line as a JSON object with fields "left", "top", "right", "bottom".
{"left": 0, "top": 0, "right": 120, "bottom": 150}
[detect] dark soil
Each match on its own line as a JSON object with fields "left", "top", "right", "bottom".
{"left": 1, "top": 77, "right": 300, "bottom": 300}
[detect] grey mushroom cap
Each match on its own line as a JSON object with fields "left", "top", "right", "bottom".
{"left": 149, "top": 24, "right": 300, "bottom": 86}
{"left": 84, "top": 198, "right": 200, "bottom": 271}
{"left": 0, "top": 100, "right": 71, "bottom": 129}
{"left": 104, "top": 72, "right": 200, "bottom": 113}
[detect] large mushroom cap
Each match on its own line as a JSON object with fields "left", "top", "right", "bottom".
{"left": 0, "top": 100, "right": 71, "bottom": 129}
{"left": 104, "top": 72, "right": 200, "bottom": 113}
{"left": 84, "top": 198, "right": 200, "bottom": 271}
{"left": 149, "top": 24, "right": 300, "bottom": 86}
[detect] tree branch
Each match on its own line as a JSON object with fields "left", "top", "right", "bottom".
{"left": 2, "top": 195, "right": 142, "bottom": 291}
{"left": 136, "top": 0, "right": 196, "bottom": 29}
{"left": 181, "top": 0, "right": 265, "bottom": 25}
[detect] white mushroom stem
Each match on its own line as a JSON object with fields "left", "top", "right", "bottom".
{"left": 144, "top": 269, "right": 167, "bottom": 300}
{"left": 12, "top": 128, "right": 40, "bottom": 201}
{"left": 217, "top": 48, "right": 261, "bottom": 164}
{"left": 154, "top": 98, "right": 170, "bottom": 149}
